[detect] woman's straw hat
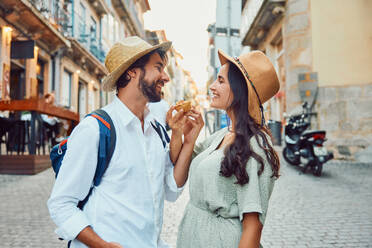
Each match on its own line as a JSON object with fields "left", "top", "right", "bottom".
{"left": 102, "top": 36, "right": 172, "bottom": 91}
{"left": 218, "top": 49, "right": 280, "bottom": 125}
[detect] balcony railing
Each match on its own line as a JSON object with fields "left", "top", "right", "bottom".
{"left": 241, "top": 0, "right": 264, "bottom": 40}
{"left": 123, "top": 0, "right": 144, "bottom": 37}
{"left": 26, "top": 0, "right": 106, "bottom": 63}
{"left": 90, "top": 40, "right": 106, "bottom": 63}
{"left": 28, "top": 0, "right": 73, "bottom": 36}
{"left": 29, "top": 0, "right": 49, "bottom": 13}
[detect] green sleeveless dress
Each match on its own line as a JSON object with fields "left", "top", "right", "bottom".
{"left": 176, "top": 127, "right": 275, "bottom": 248}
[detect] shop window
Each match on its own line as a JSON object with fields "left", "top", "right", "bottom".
{"left": 61, "top": 69, "right": 72, "bottom": 108}
{"left": 88, "top": 88, "right": 94, "bottom": 112}
{"left": 36, "top": 59, "right": 45, "bottom": 98}
{"left": 9, "top": 60, "right": 26, "bottom": 100}
{"left": 78, "top": 81, "right": 87, "bottom": 120}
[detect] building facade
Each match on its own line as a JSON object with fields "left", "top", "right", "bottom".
{"left": 0, "top": 0, "right": 150, "bottom": 121}
{"left": 240, "top": 0, "right": 372, "bottom": 158}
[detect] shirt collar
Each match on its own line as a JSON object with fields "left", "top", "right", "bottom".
{"left": 113, "top": 96, "right": 157, "bottom": 129}
{"left": 112, "top": 96, "right": 136, "bottom": 127}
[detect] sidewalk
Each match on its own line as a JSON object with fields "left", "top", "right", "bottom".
{"left": 0, "top": 133, "right": 371, "bottom": 247}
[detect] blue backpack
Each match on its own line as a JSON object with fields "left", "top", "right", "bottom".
{"left": 50, "top": 109, "right": 116, "bottom": 209}
{"left": 50, "top": 109, "right": 170, "bottom": 209}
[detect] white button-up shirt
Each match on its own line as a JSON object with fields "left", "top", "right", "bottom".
{"left": 48, "top": 96, "right": 183, "bottom": 248}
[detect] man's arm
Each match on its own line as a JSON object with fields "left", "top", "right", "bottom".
{"left": 47, "top": 117, "right": 112, "bottom": 246}
{"left": 76, "top": 227, "right": 122, "bottom": 248}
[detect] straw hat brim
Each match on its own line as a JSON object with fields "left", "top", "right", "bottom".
{"left": 102, "top": 41, "right": 172, "bottom": 91}
{"left": 217, "top": 49, "right": 263, "bottom": 124}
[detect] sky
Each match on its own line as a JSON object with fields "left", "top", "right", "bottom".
{"left": 144, "top": 0, "right": 216, "bottom": 90}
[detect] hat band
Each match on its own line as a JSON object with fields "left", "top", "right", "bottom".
{"left": 234, "top": 57, "right": 266, "bottom": 126}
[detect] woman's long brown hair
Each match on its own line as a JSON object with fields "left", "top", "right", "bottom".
{"left": 219, "top": 62, "right": 280, "bottom": 185}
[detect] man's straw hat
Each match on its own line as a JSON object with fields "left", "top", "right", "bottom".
{"left": 218, "top": 49, "right": 280, "bottom": 125}
{"left": 102, "top": 36, "right": 172, "bottom": 91}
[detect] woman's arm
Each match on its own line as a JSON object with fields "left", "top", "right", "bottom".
{"left": 239, "top": 212, "right": 263, "bottom": 248}
{"left": 173, "top": 109, "right": 204, "bottom": 187}
{"left": 167, "top": 106, "right": 186, "bottom": 164}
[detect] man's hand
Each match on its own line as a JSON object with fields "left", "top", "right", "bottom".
{"left": 183, "top": 108, "right": 204, "bottom": 145}
{"left": 76, "top": 226, "right": 124, "bottom": 248}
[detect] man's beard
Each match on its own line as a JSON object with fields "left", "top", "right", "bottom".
{"left": 138, "top": 71, "right": 162, "bottom": 103}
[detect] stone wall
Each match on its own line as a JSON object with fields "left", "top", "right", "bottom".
{"left": 283, "top": 0, "right": 313, "bottom": 112}
{"left": 316, "top": 84, "right": 372, "bottom": 159}
{"left": 282, "top": 0, "right": 372, "bottom": 159}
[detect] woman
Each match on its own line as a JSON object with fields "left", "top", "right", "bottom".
{"left": 177, "top": 49, "right": 280, "bottom": 248}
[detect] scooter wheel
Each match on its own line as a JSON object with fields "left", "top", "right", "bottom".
{"left": 283, "top": 147, "right": 300, "bottom": 165}
{"left": 312, "top": 163, "right": 323, "bottom": 177}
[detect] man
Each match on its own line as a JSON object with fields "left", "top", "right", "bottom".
{"left": 48, "top": 36, "right": 203, "bottom": 248}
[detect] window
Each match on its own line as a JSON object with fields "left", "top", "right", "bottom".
{"left": 100, "top": 90, "right": 106, "bottom": 107}
{"left": 88, "top": 88, "right": 94, "bottom": 112}
{"left": 90, "top": 17, "right": 97, "bottom": 42}
{"left": 115, "top": 20, "right": 120, "bottom": 42}
{"left": 78, "top": 82, "right": 87, "bottom": 119}
{"left": 90, "top": 17, "right": 98, "bottom": 55}
{"left": 36, "top": 59, "right": 45, "bottom": 98}
{"left": 109, "top": 14, "right": 114, "bottom": 44}
{"left": 79, "top": 3, "right": 87, "bottom": 44}
{"left": 61, "top": 70, "right": 72, "bottom": 107}
{"left": 102, "top": 14, "right": 108, "bottom": 42}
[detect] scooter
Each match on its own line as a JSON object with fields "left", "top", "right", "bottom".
{"left": 282, "top": 102, "right": 333, "bottom": 176}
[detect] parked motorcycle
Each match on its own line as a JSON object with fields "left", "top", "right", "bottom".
{"left": 282, "top": 102, "right": 333, "bottom": 176}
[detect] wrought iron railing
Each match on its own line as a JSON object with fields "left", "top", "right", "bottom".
{"left": 27, "top": 0, "right": 107, "bottom": 63}
{"left": 123, "top": 0, "right": 144, "bottom": 37}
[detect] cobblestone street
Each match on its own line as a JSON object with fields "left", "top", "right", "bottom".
{"left": 1, "top": 156, "right": 372, "bottom": 247}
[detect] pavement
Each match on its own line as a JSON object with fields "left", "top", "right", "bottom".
{"left": 1, "top": 149, "right": 372, "bottom": 247}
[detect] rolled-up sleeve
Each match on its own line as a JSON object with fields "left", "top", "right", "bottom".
{"left": 236, "top": 136, "right": 275, "bottom": 226}
{"left": 164, "top": 151, "right": 184, "bottom": 202}
{"left": 47, "top": 117, "right": 99, "bottom": 240}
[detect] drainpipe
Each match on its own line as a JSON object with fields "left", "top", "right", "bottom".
{"left": 227, "top": 0, "right": 231, "bottom": 55}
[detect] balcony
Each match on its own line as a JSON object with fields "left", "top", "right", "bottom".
{"left": 123, "top": 0, "right": 144, "bottom": 36}
{"left": 90, "top": 40, "right": 107, "bottom": 63}
{"left": 111, "top": 0, "right": 145, "bottom": 37}
{"left": 50, "top": 4, "right": 105, "bottom": 64}
{"left": 241, "top": 0, "right": 285, "bottom": 48}
{"left": 50, "top": 1, "right": 74, "bottom": 37}
{"left": 86, "top": 0, "right": 110, "bottom": 16}
{"left": 0, "top": 0, "right": 70, "bottom": 51}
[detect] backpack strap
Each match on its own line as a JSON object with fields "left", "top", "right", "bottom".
{"left": 157, "top": 120, "right": 170, "bottom": 143}
{"left": 77, "top": 109, "right": 116, "bottom": 210}
{"left": 89, "top": 109, "right": 116, "bottom": 186}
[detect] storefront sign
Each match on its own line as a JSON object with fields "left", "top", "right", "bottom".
{"left": 11, "top": 40, "right": 35, "bottom": 59}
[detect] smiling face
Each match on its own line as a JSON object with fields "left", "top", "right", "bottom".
{"left": 209, "top": 63, "right": 234, "bottom": 110}
{"left": 139, "top": 52, "right": 170, "bottom": 102}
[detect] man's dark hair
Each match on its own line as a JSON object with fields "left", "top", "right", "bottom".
{"left": 116, "top": 48, "right": 168, "bottom": 92}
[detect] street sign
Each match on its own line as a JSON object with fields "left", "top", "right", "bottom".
{"left": 298, "top": 72, "right": 318, "bottom": 106}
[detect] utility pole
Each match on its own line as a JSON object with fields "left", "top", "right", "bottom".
{"left": 213, "top": 0, "right": 241, "bottom": 131}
